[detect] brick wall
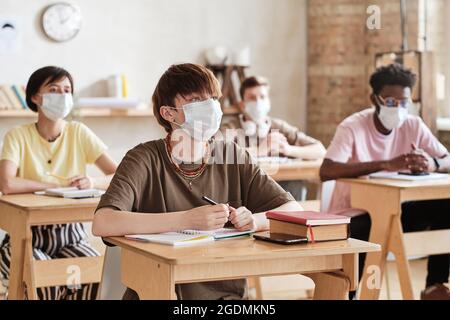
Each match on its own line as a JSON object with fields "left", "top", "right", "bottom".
{"left": 307, "top": 0, "right": 420, "bottom": 146}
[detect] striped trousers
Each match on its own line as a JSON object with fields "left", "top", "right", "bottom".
{"left": 0, "top": 223, "right": 100, "bottom": 300}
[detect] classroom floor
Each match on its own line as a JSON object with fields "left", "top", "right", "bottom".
{"left": 0, "top": 258, "right": 435, "bottom": 300}
{"left": 250, "top": 258, "right": 430, "bottom": 300}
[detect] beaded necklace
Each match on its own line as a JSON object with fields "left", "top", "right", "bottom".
{"left": 164, "top": 134, "right": 210, "bottom": 190}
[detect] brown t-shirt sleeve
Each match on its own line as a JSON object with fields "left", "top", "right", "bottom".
{"left": 270, "top": 117, "right": 319, "bottom": 147}
{"left": 237, "top": 144, "right": 295, "bottom": 213}
{"left": 96, "top": 144, "right": 149, "bottom": 213}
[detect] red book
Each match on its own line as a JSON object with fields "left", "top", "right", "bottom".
{"left": 266, "top": 211, "right": 350, "bottom": 226}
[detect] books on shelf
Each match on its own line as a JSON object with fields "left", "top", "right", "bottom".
{"left": 125, "top": 228, "right": 253, "bottom": 246}
{"left": 34, "top": 187, "right": 105, "bottom": 199}
{"left": 11, "top": 85, "right": 27, "bottom": 109}
{"left": 266, "top": 211, "right": 351, "bottom": 242}
{"left": 0, "top": 90, "right": 10, "bottom": 110}
{"left": 106, "top": 74, "right": 129, "bottom": 98}
{"left": 0, "top": 85, "right": 28, "bottom": 111}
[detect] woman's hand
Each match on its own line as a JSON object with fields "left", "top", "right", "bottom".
{"left": 69, "top": 175, "right": 94, "bottom": 189}
{"left": 184, "top": 204, "right": 230, "bottom": 230}
{"left": 229, "top": 206, "right": 256, "bottom": 231}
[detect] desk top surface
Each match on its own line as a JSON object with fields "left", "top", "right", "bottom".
{"left": 340, "top": 177, "right": 450, "bottom": 189}
{"left": 106, "top": 236, "right": 380, "bottom": 265}
{"left": 258, "top": 159, "right": 322, "bottom": 170}
{"left": 0, "top": 194, "right": 100, "bottom": 210}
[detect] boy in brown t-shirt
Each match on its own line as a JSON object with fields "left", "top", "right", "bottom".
{"left": 92, "top": 64, "right": 302, "bottom": 300}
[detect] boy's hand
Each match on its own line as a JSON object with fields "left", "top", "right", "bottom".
{"left": 229, "top": 206, "right": 256, "bottom": 231}
{"left": 384, "top": 153, "right": 428, "bottom": 173}
{"left": 411, "top": 143, "right": 436, "bottom": 172}
{"left": 185, "top": 204, "right": 229, "bottom": 230}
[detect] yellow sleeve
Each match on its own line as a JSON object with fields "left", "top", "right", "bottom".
{"left": 1, "top": 129, "right": 21, "bottom": 166}
{"left": 77, "top": 122, "right": 108, "bottom": 164}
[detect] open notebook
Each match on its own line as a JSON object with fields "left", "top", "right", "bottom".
{"left": 125, "top": 228, "right": 253, "bottom": 246}
{"left": 34, "top": 187, "right": 105, "bottom": 199}
{"left": 369, "top": 171, "right": 449, "bottom": 181}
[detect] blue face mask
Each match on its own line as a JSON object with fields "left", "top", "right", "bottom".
{"left": 173, "top": 98, "right": 223, "bottom": 141}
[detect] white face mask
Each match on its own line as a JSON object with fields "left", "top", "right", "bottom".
{"left": 175, "top": 98, "right": 223, "bottom": 142}
{"left": 244, "top": 98, "right": 271, "bottom": 122}
{"left": 378, "top": 106, "right": 409, "bottom": 131}
{"left": 40, "top": 93, "right": 74, "bottom": 121}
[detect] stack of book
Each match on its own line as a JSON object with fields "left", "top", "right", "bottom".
{"left": 0, "top": 85, "right": 28, "bottom": 110}
{"left": 266, "top": 211, "right": 351, "bottom": 242}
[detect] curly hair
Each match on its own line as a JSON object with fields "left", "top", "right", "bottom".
{"left": 369, "top": 63, "right": 417, "bottom": 95}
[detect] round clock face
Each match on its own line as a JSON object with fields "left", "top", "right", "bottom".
{"left": 42, "top": 3, "right": 82, "bottom": 42}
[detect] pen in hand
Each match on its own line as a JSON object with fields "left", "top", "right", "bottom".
{"left": 202, "top": 196, "right": 233, "bottom": 222}
{"left": 201, "top": 195, "right": 219, "bottom": 206}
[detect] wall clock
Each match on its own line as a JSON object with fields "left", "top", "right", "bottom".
{"left": 42, "top": 3, "right": 82, "bottom": 42}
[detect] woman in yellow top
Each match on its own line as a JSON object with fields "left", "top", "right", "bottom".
{"left": 0, "top": 66, "right": 117, "bottom": 299}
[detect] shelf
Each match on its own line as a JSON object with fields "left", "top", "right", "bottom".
{"left": 0, "top": 110, "right": 36, "bottom": 118}
{"left": 73, "top": 108, "right": 154, "bottom": 117}
{"left": 0, "top": 108, "right": 154, "bottom": 119}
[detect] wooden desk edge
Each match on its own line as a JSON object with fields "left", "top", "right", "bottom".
{"left": 339, "top": 177, "right": 450, "bottom": 189}
{"left": 106, "top": 237, "right": 380, "bottom": 265}
{"left": 0, "top": 196, "right": 100, "bottom": 211}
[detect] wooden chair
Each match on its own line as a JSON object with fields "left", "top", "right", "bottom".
{"left": 22, "top": 236, "right": 106, "bottom": 300}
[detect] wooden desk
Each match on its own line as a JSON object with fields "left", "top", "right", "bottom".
{"left": 341, "top": 177, "right": 450, "bottom": 300}
{"left": 0, "top": 194, "right": 101, "bottom": 299}
{"left": 258, "top": 159, "right": 322, "bottom": 182}
{"left": 106, "top": 236, "right": 379, "bottom": 300}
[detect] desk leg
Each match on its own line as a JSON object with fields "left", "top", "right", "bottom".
{"left": 8, "top": 227, "right": 27, "bottom": 300}
{"left": 23, "top": 229, "right": 37, "bottom": 300}
{"left": 120, "top": 249, "right": 176, "bottom": 300}
{"left": 388, "top": 216, "right": 415, "bottom": 300}
{"left": 310, "top": 272, "right": 350, "bottom": 300}
{"left": 248, "top": 277, "right": 263, "bottom": 300}
{"left": 358, "top": 215, "right": 393, "bottom": 300}
{"left": 352, "top": 185, "right": 400, "bottom": 300}
{"left": 342, "top": 254, "right": 358, "bottom": 291}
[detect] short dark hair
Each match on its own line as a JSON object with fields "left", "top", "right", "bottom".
{"left": 152, "top": 63, "right": 222, "bottom": 133}
{"left": 369, "top": 63, "right": 417, "bottom": 95}
{"left": 25, "top": 66, "right": 74, "bottom": 112}
{"left": 239, "top": 76, "right": 269, "bottom": 99}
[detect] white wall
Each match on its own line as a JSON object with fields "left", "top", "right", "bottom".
{"left": 0, "top": 0, "right": 308, "bottom": 165}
